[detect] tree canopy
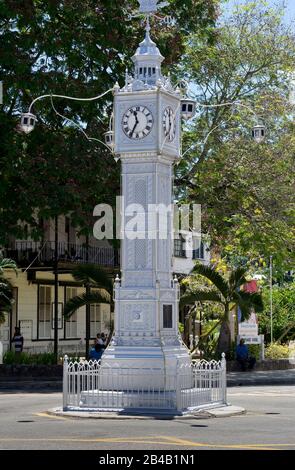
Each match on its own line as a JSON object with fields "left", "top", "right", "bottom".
{"left": 175, "top": 1, "right": 295, "bottom": 271}
{"left": 0, "top": 0, "right": 218, "bottom": 244}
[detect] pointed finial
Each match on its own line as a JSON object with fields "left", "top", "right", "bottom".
{"left": 113, "top": 81, "right": 120, "bottom": 93}
{"left": 145, "top": 14, "right": 151, "bottom": 34}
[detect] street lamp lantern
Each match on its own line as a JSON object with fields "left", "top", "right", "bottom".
{"left": 20, "top": 112, "right": 37, "bottom": 134}
{"left": 181, "top": 98, "right": 196, "bottom": 121}
{"left": 252, "top": 123, "right": 266, "bottom": 143}
{"left": 104, "top": 130, "right": 115, "bottom": 150}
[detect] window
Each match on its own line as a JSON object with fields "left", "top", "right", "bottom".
{"left": 174, "top": 238, "right": 186, "bottom": 258}
{"left": 39, "top": 286, "right": 51, "bottom": 339}
{"left": 65, "top": 288, "right": 77, "bottom": 338}
{"left": 163, "top": 305, "right": 173, "bottom": 329}
{"left": 193, "top": 241, "right": 205, "bottom": 260}
{"left": 90, "top": 303, "right": 102, "bottom": 338}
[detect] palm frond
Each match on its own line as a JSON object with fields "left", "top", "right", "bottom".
{"left": 233, "top": 291, "right": 264, "bottom": 321}
{"left": 0, "top": 258, "right": 18, "bottom": 275}
{"left": 191, "top": 264, "right": 228, "bottom": 299}
{"left": 64, "top": 291, "right": 111, "bottom": 318}
{"left": 180, "top": 289, "right": 223, "bottom": 308}
{"left": 71, "top": 264, "right": 113, "bottom": 293}
{"left": 229, "top": 267, "right": 248, "bottom": 291}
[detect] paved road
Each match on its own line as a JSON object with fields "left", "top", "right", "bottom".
{"left": 0, "top": 386, "right": 294, "bottom": 450}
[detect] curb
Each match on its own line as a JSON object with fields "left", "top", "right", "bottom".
{"left": 47, "top": 405, "right": 246, "bottom": 420}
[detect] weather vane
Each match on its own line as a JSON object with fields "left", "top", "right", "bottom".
{"left": 135, "top": 1, "right": 175, "bottom": 27}
{"left": 137, "top": 0, "right": 169, "bottom": 15}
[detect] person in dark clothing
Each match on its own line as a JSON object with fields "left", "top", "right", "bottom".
{"left": 11, "top": 327, "right": 24, "bottom": 354}
{"left": 236, "top": 339, "right": 256, "bottom": 371}
{"left": 89, "top": 343, "right": 104, "bottom": 361}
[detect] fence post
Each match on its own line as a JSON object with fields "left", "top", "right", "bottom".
{"left": 63, "top": 355, "right": 69, "bottom": 411}
{"left": 176, "top": 361, "right": 181, "bottom": 412}
{"left": 221, "top": 353, "right": 227, "bottom": 405}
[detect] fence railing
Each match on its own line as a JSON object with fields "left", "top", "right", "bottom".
{"left": 63, "top": 354, "right": 227, "bottom": 413}
{"left": 4, "top": 241, "right": 119, "bottom": 268}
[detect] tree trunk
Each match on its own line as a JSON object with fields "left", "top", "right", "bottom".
{"left": 217, "top": 306, "right": 231, "bottom": 357}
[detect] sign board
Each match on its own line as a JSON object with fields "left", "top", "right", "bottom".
{"left": 19, "top": 320, "right": 33, "bottom": 341}
{"left": 239, "top": 335, "right": 262, "bottom": 345}
{"left": 238, "top": 311, "right": 258, "bottom": 337}
{"left": 239, "top": 323, "right": 258, "bottom": 336}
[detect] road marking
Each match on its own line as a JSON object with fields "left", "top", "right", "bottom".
{"left": 159, "top": 436, "right": 277, "bottom": 450}
{"left": 0, "top": 436, "right": 294, "bottom": 450}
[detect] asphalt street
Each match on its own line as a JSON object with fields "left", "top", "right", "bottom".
{"left": 0, "top": 386, "right": 294, "bottom": 450}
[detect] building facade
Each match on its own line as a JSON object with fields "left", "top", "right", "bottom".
{"left": 0, "top": 217, "right": 209, "bottom": 354}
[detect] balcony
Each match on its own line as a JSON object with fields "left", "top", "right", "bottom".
{"left": 4, "top": 241, "right": 120, "bottom": 269}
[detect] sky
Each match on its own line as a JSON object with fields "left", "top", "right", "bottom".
{"left": 224, "top": 0, "right": 295, "bottom": 23}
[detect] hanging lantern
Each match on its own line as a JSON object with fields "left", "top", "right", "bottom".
{"left": 20, "top": 113, "right": 37, "bottom": 134}
{"left": 181, "top": 98, "right": 196, "bottom": 121}
{"left": 104, "top": 130, "right": 115, "bottom": 150}
{"left": 252, "top": 124, "right": 266, "bottom": 143}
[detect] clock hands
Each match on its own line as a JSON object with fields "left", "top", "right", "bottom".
{"left": 123, "top": 106, "right": 153, "bottom": 139}
{"left": 131, "top": 110, "right": 139, "bottom": 136}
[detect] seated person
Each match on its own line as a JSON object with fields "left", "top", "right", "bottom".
{"left": 236, "top": 339, "right": 256, "bottom": 371}
{"left": 89, "top": 343, "right": 104, "bottom": 361}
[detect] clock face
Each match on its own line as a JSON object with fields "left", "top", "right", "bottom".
{"left": 163, "top": 106, "right": 176, "bottom": 142}
{"left": 122, "top": 106, "right": 154, "bottom": 140}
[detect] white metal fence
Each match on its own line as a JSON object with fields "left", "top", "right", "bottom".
{"left": 63, "top": 354, "right": 227, "bottom": 413}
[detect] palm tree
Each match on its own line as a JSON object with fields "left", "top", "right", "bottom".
{"left": 64, "top": 264, "right": 113, "bottom": 358}
{"left": 180, "top": 264, "right": 263, "bottom": 356}
{"left": 0, "top": 257, "right": 18, "bottom": 324}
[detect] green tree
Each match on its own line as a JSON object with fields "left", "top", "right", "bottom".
{"left": 174, "top": 1, "right": 295, "bottom": 271}
{"left": 0, "top": 0, "right": 218, "bottom": 244}
{"left": 63, "top": 263, "right": 112, "bottom": 358}
{"left": 0, "top": 257, "right": 17, "bottom": 324}
{"left": 180, "top": 263, "right": 263, "bottom": 356}
{"left": 259, "top": 282, "right": 295, "bottom": 343}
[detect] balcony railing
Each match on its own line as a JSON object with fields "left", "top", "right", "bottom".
{"left": 4, "top": 241, "right": 120, "bottom": 268}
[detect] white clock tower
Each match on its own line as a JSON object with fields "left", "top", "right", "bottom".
{"left": 102, "top": 16, "right": 191, "bottom": 387}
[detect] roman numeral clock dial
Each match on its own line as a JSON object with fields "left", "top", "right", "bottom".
{"left": 122, "top": 106, "right": 154, "bottom": 140}
{"left": 163, "top": 106, "right": 176, "bottom": 142}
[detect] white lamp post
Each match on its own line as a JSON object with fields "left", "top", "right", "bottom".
{"left": 270, "top": 255, "right": 273, "bottom": 344}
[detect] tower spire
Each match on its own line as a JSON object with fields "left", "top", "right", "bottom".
{"left": 132, "top": 14, "right": 164, "bottom": 87}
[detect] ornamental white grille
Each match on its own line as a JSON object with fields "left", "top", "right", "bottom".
{"left": 63, "top": 354, "right": 227, "bottom": 413}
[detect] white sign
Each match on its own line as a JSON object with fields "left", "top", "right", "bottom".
{"left": 239, "top": 335, "right": 262, "bottom": 345}
{"left": 239, "top": 312, "right": 258, "bottom": 336}
{"left": 239, "top": 323, "right": 258, "bottom": 336}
